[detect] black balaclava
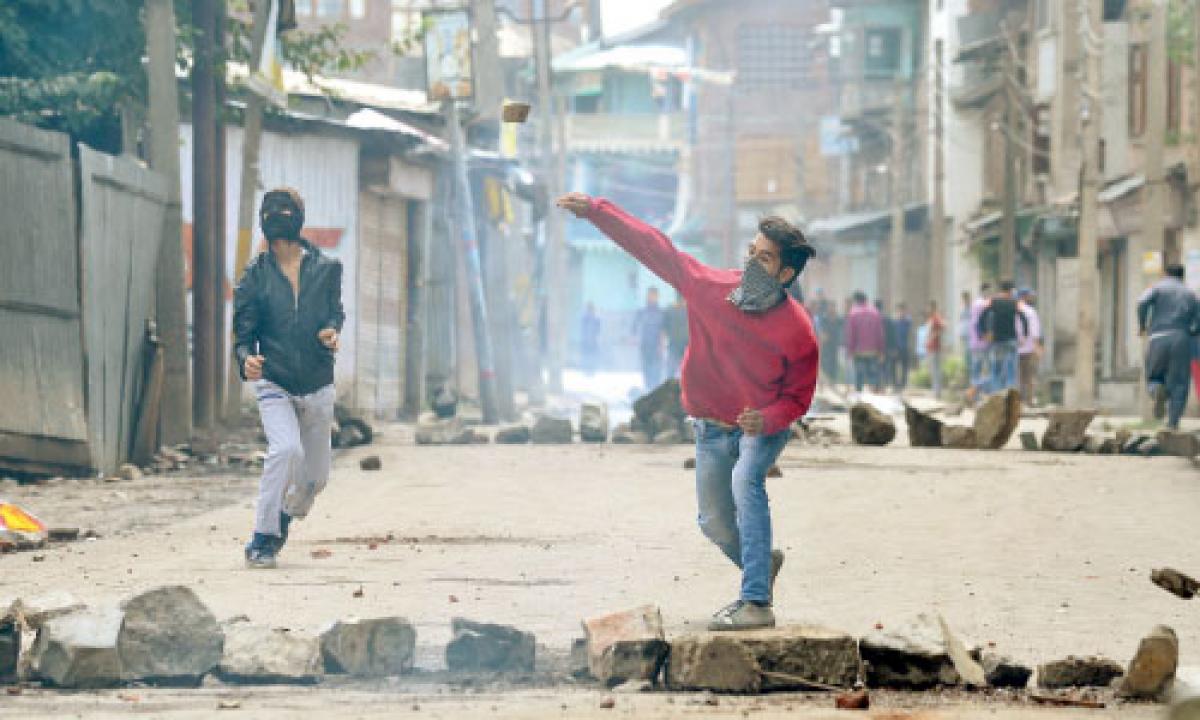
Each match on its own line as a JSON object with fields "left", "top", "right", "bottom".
{"left": 260, "top": 187, "right": 305, "bottom": 242}
{"left": 728, "top": 257, "right": 787, "bottom": 313}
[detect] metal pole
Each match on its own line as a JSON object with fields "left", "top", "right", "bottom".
{"left": 224, "top": 0, "right": 274, "bottom": 420}
{"left": 931, "top": 39, "right": 947, "bottom": 314}
{"left": 213, "top": 0, "right": 228, "bottom": 422}
{"left": 448, "top": 99, "right": 499, "bottom": 423}
{"left": 533, "top": 0, "right": 564, "bottom": 393}
{"left": 192, "top": 0, "right": 217, "bottom": 430}
{"left": 146, "top": 0, "right": 191, "bottom": 444}
{"left": 1075, "top": 0, "right": 1103, "bottom": 407}
{"left": 888, "top": 79, "right": 905, "bottom": 309}
{"left": 1000, "top": 27, "right": 1018, "bottom": 282}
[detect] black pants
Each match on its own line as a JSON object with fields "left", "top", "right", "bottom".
{"left": 1145, "top": 330, "right": 1191, "bottom": 428}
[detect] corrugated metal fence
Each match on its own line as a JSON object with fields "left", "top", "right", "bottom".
{"left": 0, "top": 119, "right": 167, "bottom": 476}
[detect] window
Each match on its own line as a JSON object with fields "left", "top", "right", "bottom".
{"left": 864, "top": 27, "right": 902, "bottom": 78}
{"left": 736, "top": 25, "right": 810, "bottom": 89}
{"left": 350, "top": 0, "right": 366, "bottom": 19}
{"left": 1128, "top": 43, "right": 1147, "bottom": 137}
{"left": 316, "top": 0, "right": 343, "bottom": 18}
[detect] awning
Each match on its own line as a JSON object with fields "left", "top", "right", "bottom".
{"left": 1097, "top": 174, "right": 1144, "bottom": 203}
{"left": 807, "top": 203, "right": 927, "bottom": 237}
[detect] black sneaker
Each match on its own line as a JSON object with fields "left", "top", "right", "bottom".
{"left": 275, "top": 512, "right": 293, "bottom": 553}
{"left": 244, "top": 533, "right": 278, "bottom": 569}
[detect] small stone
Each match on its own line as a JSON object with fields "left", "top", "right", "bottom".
{"left": 320, "top": 617, "right": 416, "bottom": 677}
{"left": 973, "top": 389, "right": 1021, "bottom": 449}
{"left": 580, "top": 403, "right": 610, "bottom": 443}
{"left": 1151, "top": 568, "right": 1199, "bottom": 599}
{"left": 835, "top": 689, "right": 870, "bottom": 709}
{"left": 494, "top": 425, "right": 531, "bottom": 444}
{"left": 48, "top": 527, "right": 81, "bottom": 542}
{"left": 1041, "top": 411, "right": 1097, "bottom": 452}
{"left": 850, "top": 403, "right": 896, "bottom": 446}
{"left": 217, "top": 625, "right": 322, "bottom": 684}
{"left": 118, "top": 586, "right": 223, "bottom": 684}
{"left": 599, "top": 696, "right": 615, "bottom": 709}
{"left": 583, "top": 606, "right": 664, "bottom": 679}
{"left": 531, "top": 414, "right": 573, "bottom": 444}
{"left": 940, "top": 425, "right": 978, "bottom": 449}
{"left": 1117, "top": 625, "right": 1177, "bottom": 700}
{"left": 445, "top": 618, "right": 535, "bottom": 673}
{"left": 683, "top": 457, "right": 696, "bottom": 470}
{"left": 980, "top": 652, "right": 1032, "bottom": 688}
{"left": 359, "top": 456, "right": 382, "bottom": 471}
{"left": 1019, "top": 431, "right": 1039, "bottom": 451}
{"left": 1037, "top": 655, "right": 1123, "bottom": 689}
{"left": 905, "top": 405, "right": 944, "bottom": 448}
{"left": 117, "top": 464, "right": 142, "bottom": 481}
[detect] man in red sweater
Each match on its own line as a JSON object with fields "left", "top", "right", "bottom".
{"left": 558, "top": 192, "right": 818, "bottom": 630}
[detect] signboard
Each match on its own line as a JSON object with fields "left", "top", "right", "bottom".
{"left": 1142, "top": 250, "right": 1163, "bottom": 276}
{"left": 247, "top": 0, "right": 288, "bottom": 108}
{"left": 423, "top": 9, "right": 474, "bottom": 102}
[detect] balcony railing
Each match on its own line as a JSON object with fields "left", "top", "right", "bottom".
{"left": 564, "top": 113, "right": 685, "bottom": 152}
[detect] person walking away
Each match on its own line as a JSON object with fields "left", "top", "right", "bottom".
{"left": 958, "top": 291, "right": 973, "bottom": 387}
{"left": 633, "top": 287, "right": 666, "bottom": 390}
{"left": 816, "top": 300, "right": 842, "bottom": 385}
{"left": 976, "top": 280, "right": 1028, "bottom": 394}
{"left": 877, "top": 301, "right": 895, "bottom": 392}
{"left": 891, "top": 303, "right": 913, "bottom": 391}
{"left": 1137, "top": 263, "right": 1200, "bottom": 429}
{"left": 580, "top": 302, "right": 602, "bottom": 375}
{"left": 558, "top": 192, "right": 817, "bottom": 631}
{"left": 234, "top": 188, "right": 343, "bottom": 569}
{"left": 664, "top": 295, "right": 690, "bottom": 379}
{"left": 1016, "top": 289, "right": 1043, "bottom": 405}
{"left": 844, "top": 293, "right": 885, "bottom": 393}
{"left": 967, "top": 284, "right": 992, "bottom": 402}
{"left": 925, "top": 301, "right": 946, "bottom": 399}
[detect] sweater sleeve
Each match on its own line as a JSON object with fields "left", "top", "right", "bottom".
{"left": 584, "top": 198, "right": 705, "bottom": 297}
{"left": 759, "top": 342, "right": 819, "bottom": 435}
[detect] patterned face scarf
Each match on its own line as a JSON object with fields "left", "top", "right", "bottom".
{"left": 728, "top": 257, "right": 787, "bottom": 313}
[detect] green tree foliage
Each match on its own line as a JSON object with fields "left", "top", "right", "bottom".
{"left": 0, "top": 0, "right": 382, "bottom": 148}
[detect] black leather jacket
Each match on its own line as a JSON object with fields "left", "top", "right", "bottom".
{"left": 233, "top": 246, "right": 345, "bottom": 396}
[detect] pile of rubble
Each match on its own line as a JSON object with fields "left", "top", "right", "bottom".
{"left": 0, "top": 586, "right": 1183, "bottom": 710}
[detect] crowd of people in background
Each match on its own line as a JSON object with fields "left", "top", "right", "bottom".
{"left": 811, "top": 281, "right": 1042, "bottom": 405}
{"left": 579, "top": 287, "right": 690, "bottom": 391}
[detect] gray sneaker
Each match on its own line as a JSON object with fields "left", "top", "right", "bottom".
{"left": 768, "top": 550, "right": 785, "bottom": 605}
{"left": 709, "top": 600, "right": 775, "bottom": 631}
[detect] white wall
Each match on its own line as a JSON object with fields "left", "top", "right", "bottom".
{"left": 178, "top": 124, "right": 361, "bottom": 396}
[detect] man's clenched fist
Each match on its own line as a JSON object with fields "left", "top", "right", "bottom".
{"left": 318, "top": 328, "right": 339, "bottom": 352}
{"left": 556, "top": 192, "right": 592, "bottom": 218}
{"left": 244, "top": 354, "right": 265, "bottom": 381}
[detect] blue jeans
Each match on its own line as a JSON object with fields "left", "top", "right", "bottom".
{"left": 989, "top": 340, "right": 1019, "bottom": 393}
{"left": 969, "top": 348, "right": 989, "bottom": 392}
{"left": 694, "top": 419, "right": 790, "bottom": 604}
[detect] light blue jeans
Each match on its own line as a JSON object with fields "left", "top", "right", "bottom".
{"left": 694, "top": 419, "right": 790, "bottom": 604}
{"left": 254, "top": 380, "right": 335, "bottom": 536}
{"left": 988, "top": 340, "right": 1019, "bottom": 393}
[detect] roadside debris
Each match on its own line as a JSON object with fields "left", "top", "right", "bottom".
{"left": 1040, "top": 411, "right": 1096, "bottom": 452}
{"left": 0, "top": 502, "right": 47, "bottom": 550}
{"left": 905, "top": 405, "right": 943, "bottom": 448}
{"left": 850, "top": 403, "right": 895, "bottom": 446}
{"left": 445, "top": 618, "right": 535, "bottom": 673}
{"left": 320, "top": 617, "right": 416, "bottom": 677}
{"left": 1036, "top": 655, "right": 1123, "bottom": 689}
{"left": 1152, "top": 568, "right": 1199, "bottom": 599}
{"left": 1118, "top": 625, "right": 1177, "bottom": 700}
{"left": 973, "top": 390, "right": 1021, "bottom": 449}
{"left": 358, "top": 456, "right": 381, "bottom": 471}
{"left": 1030, "top": 692, "right": 1105, "bottom": 709}
{"left": 582, "top": 605, "right": 664, "bottom": 680}
{"left": 835, "top": 689, "right": 870, "bottom": 709}
{"left": 531, "top": 414, "right": 573, "bottom": 444}
{"left": 217, "top": 624, "right": 322, "bottom": 685}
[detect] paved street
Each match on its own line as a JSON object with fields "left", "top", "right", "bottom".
{"left": 1, "top": 418, "right": 1196, "bottom": 718}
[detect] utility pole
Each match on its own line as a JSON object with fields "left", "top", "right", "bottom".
{"left": 931, "top": 39, "right": 947, "bottom": 314}
{"left": 1075, "top": 0, "right": 1103, "bottom": 407}
{"left": 888, "top": 79, "right": 905, "bottom": 310}
{"left": 533, "top": 0, "right": 565, "bottom": 393}
{"left": 1000, "top": 22, "right": 1018, "bottom": 282}
{"left": 192, "top": 0, "right": 218, "bottom": 431}
{"left": 213, "top": 0, "right": 228, "bottom": 421}
{"left": 224, "top": 0, "right": 275, "bottom": 420}
{"left": 146, "top": 0, "right": 191, "bottom": 444}
{"left": 1138, "top": 0, "right": 1169, "bottom": 417}
{"left": 447, "top": 98, "right": 500, "bottom": 423}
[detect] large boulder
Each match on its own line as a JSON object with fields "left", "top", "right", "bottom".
{"left": 850, "top": 403, "right": 896, "bottom": 446}
{"left": 30, "top": 605, "right": 125, "bottom": 688}
{"left": 632, "top": 380, "right": 683, "bottom": 425}
{"left": 860, "top": 615, "right": 958, "bottom": 689}
{"left": 320, "top": 617, "right": 416, "bottom": 677}
{"left": 579, "top": 403, "right": 610, "bottom": 443}
{"left": 1118, "top": 625, "right": 1178, "bottom": 700}
{"left": 905, "top": 405, "right": 944, "bottom": 448}
{"left": 973, "top": 389, "right": 1021, "bottom": 449}
{"left": 594, "top": 638, "right": 669, "bottom": 687}
{"left": 217, "top": 624, "right": 322, "bottom": 684}
{"left": 1037, "top": 655, "right": 1124, "bottom": 689}
{"left": 582, "top": 605, "right": 664, "bottom": 680}
{"left": 117, "top": 586, "right": 223, "bottom": 684}
{"left": 531, "top": 414, "right": 573, "bottom": 444}
{"left": 445, "top": 618, "right": 535, "bottom": 673}
{"left": 981, "top": 652, "right": 1032, "bottom": 689}
{"left": 1041, "top": 410, "right": 1096, "bottom": 452}
{"left": 667, "top": 625, "right": 860, "bottom": 692}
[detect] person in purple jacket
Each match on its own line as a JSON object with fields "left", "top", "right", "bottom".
{"left": 844, "top": 292, "right": 885, "bottom": 392}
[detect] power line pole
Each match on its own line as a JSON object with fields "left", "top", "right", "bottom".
{"left": 931, "top": 39, "right": 947, "bottom": 314}
{"left": 213, "top": 0, "right": 228, "bottom": 423}
{"left": 192, "top": 0, "right": 218, "bottom": 431}
{"left": 1000, "top": 22, "right": 1018, "bottom": 282}
{"left": 146, "top": 0, "right": 191, "bottom": 445}
{"left": 533, "top": 0, "right": 565, "bottom": 394}
{"left": 1139, "top": 0, "right": 1169, "bottom": 418}
{"left": 224, "top": 0, "right": 274, "bottom": 420}
{"left": 888, "top": 78, "right": 905, "bottom": 310}
{"left": 1075, "top": 0, "right": 1103, "bottom": 407}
